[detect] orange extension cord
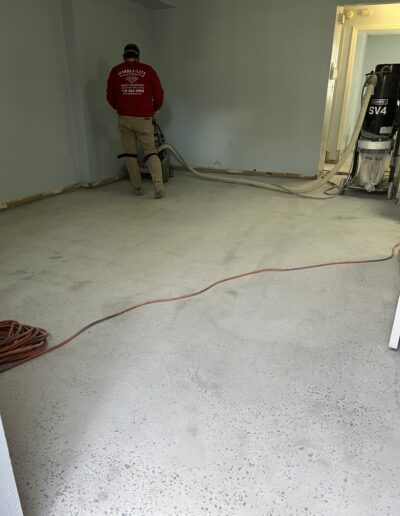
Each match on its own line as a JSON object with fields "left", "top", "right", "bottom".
{"left": 1, "top": 242, "right": 400, "bottom": 373}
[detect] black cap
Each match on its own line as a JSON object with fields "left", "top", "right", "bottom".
{"left": 123, "top": 44, "right": 140, "bottom": 58}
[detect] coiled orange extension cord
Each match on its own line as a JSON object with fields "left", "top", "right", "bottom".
{"left": 1, "top": 242, "right": 399, "bottom": 373}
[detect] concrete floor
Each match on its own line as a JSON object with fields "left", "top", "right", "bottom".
{"left": 1, "top": 173, "right": 400, "bottom": 515}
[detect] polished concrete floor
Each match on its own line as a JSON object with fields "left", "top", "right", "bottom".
{"left": 1, "top": 173, "right": 400, "bottom": 515}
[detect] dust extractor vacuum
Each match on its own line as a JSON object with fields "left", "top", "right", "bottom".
{"left": 339, "top": 63, "right": 400, "bottom": 200}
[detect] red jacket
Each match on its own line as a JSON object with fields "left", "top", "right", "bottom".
{"left": 107, "top": 61, "right": 164, "bottom": 117}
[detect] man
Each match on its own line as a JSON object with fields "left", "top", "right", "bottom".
{"left": 107, "top": 44, "right": 165, "bottom": 198}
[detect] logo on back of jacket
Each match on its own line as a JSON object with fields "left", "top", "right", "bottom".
{"left": 118, "top": 69, "right": 146, "bottom": 96}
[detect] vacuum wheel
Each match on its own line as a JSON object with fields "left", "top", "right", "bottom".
{"left": 339, "top": 177, "right": 347, "bottom": 195}
{"left": 387, "top": 182, "right": 394, "bottom": 200}
{"left": 162, "top": 154, "right": 172, "bottom": 183}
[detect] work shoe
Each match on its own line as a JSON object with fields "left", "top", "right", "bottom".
{"left": 153, "top": 182, "right": 165, "bottom": 199}
{"left": 133, "top": 187, "right": 143, "bottom": 196}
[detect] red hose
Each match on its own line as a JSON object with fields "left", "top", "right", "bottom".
{"left": 1, "top": 242, "right": 399, "bottom": 372}
{"left": 0, "top": 321, "right": 47, "bottom": 364}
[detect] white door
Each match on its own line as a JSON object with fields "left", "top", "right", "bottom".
{"left": 0, "top": 415, "right": 23, "bottom": 516}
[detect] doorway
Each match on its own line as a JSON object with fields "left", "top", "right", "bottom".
{"left": 319, "top": 3, "right": 400, "bottom": 173}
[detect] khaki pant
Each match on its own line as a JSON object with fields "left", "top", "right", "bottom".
{"left": 118, "top": 116, "right": 163, "bottom": 189}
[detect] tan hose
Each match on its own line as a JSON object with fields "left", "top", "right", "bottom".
{"left": 157, "top": 77, "right": 376, "bottom": 198}
{"left": 158, "top": 144, "right": 287, "bottom": 192}
{"left": 289, "top": 79, "right": 376, "bottom": 194}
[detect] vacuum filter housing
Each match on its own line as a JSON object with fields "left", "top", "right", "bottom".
{"left": 362, "top": 64, "right": 400, "bottom": 138}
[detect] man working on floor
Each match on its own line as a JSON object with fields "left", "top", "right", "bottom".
{"left": 107, "top": 44, "right": 165, "bottom": 198}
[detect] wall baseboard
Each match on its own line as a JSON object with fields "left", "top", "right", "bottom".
{"left": 0, "top": 175, "right": 127, "bottom": 212}
{"left": 80, "top": 174, "right": 126, "bottom": 189}
{"left": 0, "top": 165, "right": 316, "bottom": 212}
{"left": 172, "top": 166, "right": 316, "bottom": 180}
{"left": 0, "top": 184, "right": 80, "bottom": 211}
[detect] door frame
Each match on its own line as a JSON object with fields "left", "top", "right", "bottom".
{"left": 317, "top": 5, "right": 345, "bottom": 175}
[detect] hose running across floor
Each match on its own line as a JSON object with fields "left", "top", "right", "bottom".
{"left": 1, "top": 240, "right": 399, "bottom": 373}
{"left": 158, "top": 78, "right": 376, "bottom": 198}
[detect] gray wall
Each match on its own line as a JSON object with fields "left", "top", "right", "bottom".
{"left": 0, "top": 0, "right": 152, "bottom": 203}
{"left": 0, "top": 0, "right": 78, "bottom": 204}
{"left": 72, "top": 0, "right": 153, "bottom": 182}
{"left": 151, "top": 0, "right": 392, "bottom": 176}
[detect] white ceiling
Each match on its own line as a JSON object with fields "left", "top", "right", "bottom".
{"left": 129, "top": 0, "right": 175, "bottom": 9}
